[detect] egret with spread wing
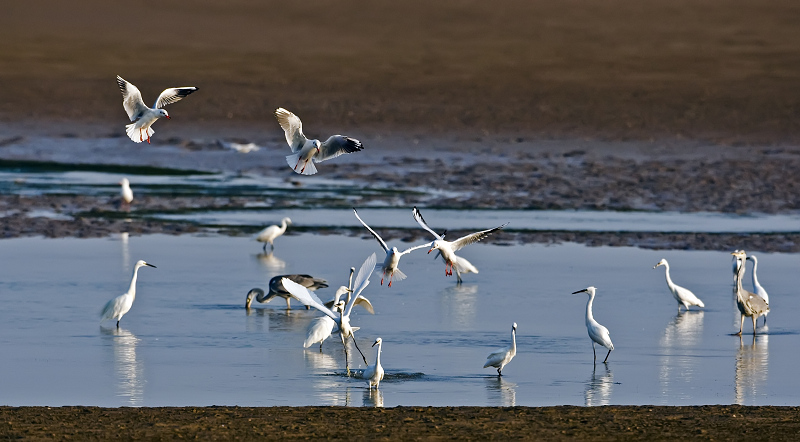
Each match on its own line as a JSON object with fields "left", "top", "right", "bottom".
{"left": 354, "top": 208, "right": 428, "bottom": 287}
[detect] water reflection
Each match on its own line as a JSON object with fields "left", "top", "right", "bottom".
{"left": 304, "top": 348, "right": 339, "bottom": 371}
{"left": 120, "top": 232, "right": 130, "bottom": 274}
{"left": 101, "top": 327, "right": 144, "bottom": 406}
{"left": 658, "top": 311, "right": 704, "bottom": 402}
{"left": 363, "top": 388, "right": 384, "bottom": 407}
{"left": 735, "top": 334, "right": 769, "bottom": 405}
{"left": 584, "top": 364, "right": 613, "bottom": 406}
{"left": 485, "top": 376, "right": 517, "bottom": 407}
{"left": 439, "top": 284, "right": 479, "bottom": 328}
{"left": 255, "top": 252, "right": 286, "bottom": 272}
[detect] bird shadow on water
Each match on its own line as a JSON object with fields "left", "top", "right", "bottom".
{"left": 735, "top": 334, "right": 768, "bottom": 405}
{"left": 584, "top": 364, "right": 615, "bottom": 407}
{"left": 100, "top": 326, "right": 144, "bottom": 406}
{"left": 485, "top": 376, "right": 517, "bottom": 407}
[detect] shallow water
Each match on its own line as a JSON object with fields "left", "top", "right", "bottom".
{"left": 0, "top": 233, "right": 797, "bottom": 407}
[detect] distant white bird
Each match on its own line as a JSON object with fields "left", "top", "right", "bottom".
{"left": 255, "top": 217, "right": 292, "bottom": 252}
{"left": 412, "top": 206, "right": 507, "bottom": 283}
{"left": 245, "top": 274, "right": 328, "bottom": 309}
{"left": 653, "top": 259, "right": 705, "bottom": 311}
{"left": 732, "top": 251, "right": 769, "bottom": 335}
{"left": 119, "top": 178, "right": 133, "bottom": 204}
{"left": 362, "top": 337, "right": 385, "bottom": 389}
{"left": 747, "top": 254, "right": 770, "bottom": 305}
{"left": 218, "top": 140, "right": 260, "bottom": 153}
{"left": 274, "top": 108, "right": 364, "bottom": 175}
{"left": 100, "top": 260, "right": 156, "bottom": 327}
{"left": 571, "top": 287, "right": 614, "bottom": 364}
{"left": 116, "top": 75, "right": 197, "bottom": 144}
{"left": 483, "top": 323, "right": 517, "bottom": 376}
{"left": 353, "top": 208, "right": 428, "bottom": 286}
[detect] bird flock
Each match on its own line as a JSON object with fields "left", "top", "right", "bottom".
{"left": 103, "top": 75, "right": 774, "bottom": 390}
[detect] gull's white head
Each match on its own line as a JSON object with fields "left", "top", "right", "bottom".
{"left": 313, "top": 139, "right": 321, "bottom": 153}
{"left": 158, "top": 109, "right": 170, "bottom": 120}
{"left": 572, "top": 286, "right": 596, "bottom": 296}
{"left": 427, "top": 239, "right": 442, "bottom": 254}
{"left": 653, "top": 258, "right": 668, "bottom": 269}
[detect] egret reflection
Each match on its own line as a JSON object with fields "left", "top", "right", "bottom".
{"left": 485, "top": 376, "right": 517, "bottom": 406}
{"left": 735, "top": 334, "right": 769, "bottom": 405}
{"left": 120, "top": 232, "right": 130, "bottom": 273}
{"left": 363, "top": 388, "right": 384, "bottom": 407}
{"left": 658, "top": 311, "right": 704, "bottom": 402}
{"left": 439, "top": 284, "right": 479, "bottom": 328}
{"left": 255, "top": 252, "right": 286, "bottom": 272}
{"left": 304, "top": 348, "right": 339, "bottom": 371}
{"left": 584, "top": 364, "right": 613, "bottom": 406}
{"left": 102, "top": 327, "right": 144, "bottom": 406}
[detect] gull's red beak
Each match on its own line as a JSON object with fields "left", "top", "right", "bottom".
{"left": 427, "top": 248, "right": 432, "bottom": 254}
{"left": 166, "top": 115, "right": 171, "bottom": 120}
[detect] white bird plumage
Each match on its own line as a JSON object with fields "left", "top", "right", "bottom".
{"left": 100, "top": 260, "right": 156, "bottom": 327}
{"left": 483, "top": 322, "right": 517, "bottom": 376}
{"left": 353, "top": 208, "right": 428, "bottom": 287}
{"left": 732, "top": 250, "right": 769, "bottom": 335}
{"left": 255, "top": 217, "right": 292, "bottom": 252}
{"left": 411, "top": 206, "right": 507, "bottom": 283}
{"left": 275, "top": 108, "right": 364, "bottom": 175}
{"left": 119, "top": 178, "right": 133, "bottom": 204}
{"left": 572, "top": 287, "right": 614, "bottom": 364}
{"left": 653, "top": 258, "right": 705, "bottom": 311}
{"left": 362, "top": 337, "right": 385, "bottom": 389}
{"left": 116, "top": 75, "right": 197, "bottom": 144}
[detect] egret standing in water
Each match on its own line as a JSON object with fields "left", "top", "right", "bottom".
{"left": 245, "top": 274, "right": 327, "bottom": 309}
{"left": 746, "top": 254, "right": 770, "bottom": 325}
{"left": 362, "top": 337, "right": 385, "bottom": 389}
{"left": 653, "top": 259, "right": 705, "bottom": 311}
{"left": 483, "top": 323, "right": 517, "bottom": 376}
{"left": 100, "top": 260, "right": 156, "bottom": 327}
{"left": 731, "top": 251, "right": 769, "bottom": 335}
{"left": 571, "top": 287, "right": 614, "bottom": 364}
{"left": 353, "top": 208, "right": 428, "bottom": 286}
{"left": 255, "top": 217, "right": 292, "bottom": 252}
{"left": 119, "top": 178, "right": 133, "bottom": 205}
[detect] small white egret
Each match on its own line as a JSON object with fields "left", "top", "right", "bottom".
{"left": 100, "top": 260, "right": 156, "bottom": 327}
{"left": 255, "top": 217, "right": 292, "bottom": 252}
{"left": 362, "top": 337, "right": 385, "bottom": 389}
{"left": 747, "top": 255, "right": 770, "bottom": 325}
{"left": 244, "top": 274, "right": 327, "bottom": 309}
{"left": 275, "top": 108, "right": 364, "bottom": 175}
{"left": 653, "top": 259, "right": 705, "bottom": 311}
{"left": 119, "top": 178, "right": 133, "bottom": 204}
{"left": 732, "top": 251, "right": 769, "bottom": 335}
{"left": 571, "top": 287, "right": 614, "bottom": 364}
{"left": 116, "top": 75, "right": 197, "bottom": 144}
{"left": 412, "top": 206, "right": 507, "bottom": 283}
{"left": 353, "top": 208, "right": 428, "bottom": 286}
{"left": 483, "top": 323, "right": 517, "bottom": 376}
{"left": 304, "top": 303, "right": 342, "bottom": 350}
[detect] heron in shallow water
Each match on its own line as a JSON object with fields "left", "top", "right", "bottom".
{"left": 363, "top": 337, "right": 385, "bottom": 389}
{"left": 571, "top": 287, "right": 614, "bottom": 364}
{"left": 483, "top": 323, "right": 517, "bottom": 376}
{"left": 100, "top": 260, "right": 156, "bottom": 327}
{"left": 255, "top": 217, "right": 292, "bottom": 252}
{"left": 731, "top": 250, "right": 769, "bottom": 336}
{"left": 653, "top": 258, "right": 705, "bottom": 311}
{"left": 245, "top": 274, "right": 327, "bottom": 309}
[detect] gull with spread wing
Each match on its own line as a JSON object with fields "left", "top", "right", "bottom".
{"left": 354, "top": 208, "right": 428, "bottom": 287}
{"left": 116, "top": 75, "right": 197, "bottom": 144}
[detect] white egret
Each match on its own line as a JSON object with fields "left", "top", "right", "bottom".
{"left": 353, "top": 208, "right": 428, "bottom": 286}
{"left": 275, "top": 108, "right": 364, "bottom": 175}
{"left": 245, "top": 274, "right": 327, "bottom": 309}
{"left": 747, "top": 255, "right": 770, "bottom": 325}
{"left": 119, "top": 178, "right": 133, "bottom": 204}
{"left": 362, "top": 337, "right": 385, "bottom": 389}
{"left": 483, "top": 323, "right": 517, "bottom": 376}
{"left": 324, "top": 285, "right": 375, "bottom": 314}
{"left": 100, "top": 260, "right": 157, "bottom": 327}
{"left": 255, "top": 217, "right": 292, "bottom": 252}
{"left": 305, "top": 269, "right": 373, "bottom": 350}
{"left": 116, "top": 75, "right": 197, "bottom": 144}
{"left": 571, "top": 287, "right": 614, "bottom": 364}
{"left": 732, "top": 251, "right": 769, "bottom": 335}
{"left": 653, "top": 259, "right": 705, "bottom": 311}
{"left": 412, "top": 206, "right": 507, "bottom": 283}
{"left": 282, "top": 253, "right": 377, "bottom": 370}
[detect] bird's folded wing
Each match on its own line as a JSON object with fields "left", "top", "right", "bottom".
{"left": 154, "top": 86, "right": 198, "bottom": 109}
{"left": 317, "top": 135, "right": 363, "bottom": 162}
{"left": 275, "top": 108, "right": 307, "bottom": 152}
{"left": 116, "top": 76, "right": 148, "bottom": 122}
{"left": 451, "top": 223, "right": 508, "bottom": 252}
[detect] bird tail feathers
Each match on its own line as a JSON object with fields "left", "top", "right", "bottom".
{"left": 286, "top": 154, "right": 318, "bottom": 175}
{"left": 125, "top": 123, "right": 153, "bottom": 143}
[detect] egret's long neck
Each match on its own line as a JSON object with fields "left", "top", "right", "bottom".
{"left": 511, "top": 329, "right": 517, "bottom": 352}
{"left": 662, "top": 263, "right": 675, "bottom": 289}
{"left": 375, "top": 342, "right": 382, "bottom": 366}
{"left": 585, "top": 293, "right": 595, "bottom": 325}
{"left": 127, "top": 265, "right": 141, "bottom": 299}
{"left": 751, "top": 260, "right": 760, "bottom": 288}
{"left": 279, "top": 219, "right": 288, "bottom": 233}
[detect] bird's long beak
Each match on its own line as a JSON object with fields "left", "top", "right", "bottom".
{"left": 145, "top": 263, "right": 157, "bottom": 268}
{"left": 427, "top": 248, "right": 432, "bottom": 254}
{"left": 165, "top": 115, "right": 171, "bottom": 120}
{"left": 653, "top": 263, "right": 660, "bottom": 269}
{"left": 571, "top": 289, "right": 587, "bottom": 294}
{"left": 372, "top": 340, "right": 379, "bottom": 347}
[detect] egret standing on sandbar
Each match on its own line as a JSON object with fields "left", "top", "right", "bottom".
{"left": 653, "top": 259, "right": 705, "bottom": 311}
{"left": 746, "top": 254, "right": 770, "bottom": 325}
{"left": 731, "top": 251, "right": 769, "bottom": 335}
{"left": 100, "top": 260, "right": 156, "bottom": 327}
{"left": 483, "top": 323, "right": 517, "bottom": 376}
{"left": 571, "top": 287, "right": 614, "bottom": 364}
{"left": 255, "top": 217, "right": 292, "bottom": 252}
{"left": 353, "top": 208, "right": 428, "bottom": 286}
{"left": 362, "top": 337, "right": 385, "bottom": 389}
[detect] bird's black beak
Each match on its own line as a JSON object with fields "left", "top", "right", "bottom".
{"left": 145, "top": 263, "right": 157, "bottom": 268}
{"left": 372, "top": 340, "right": 379, "bottom": 347}
{"left": 571, "top": 289, "right": 586, "bottom": 294}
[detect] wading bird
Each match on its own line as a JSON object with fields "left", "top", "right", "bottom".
{"left": 100, "top": 260, "right": 156, "bottom": 327}
{"left": 411, "top": 206, "right": 507, "bottom": 283}
{"left": 275, "top": 108, "right": 364, "bottom": 175}
{"left": 732, "top": 251, "right": 769, "bottom": 335}
{"left": 353, "top": 208, "right": 428, "bottom": 286}
{"left": 483, "top": 323, "right": 517, "bottom": 376}
{"left": 245, "top": 274, "right": 327, "bottom": 309}
{"left": 653, "top": 259, "right": 705, "bottom": 311}
{"left": 746, "top": 255, "right": 770, "bottom": 325}
{"left": 571, "top": 287, "right": 614, "bottom": 364}
{"left": 363, "top": 337, "right": 385, "bottom": 389}
{"left": 116, "top": 75, "right": 197, "bottom": 144}
{"left": 307, "top": 272, "right": 375, "bottom": 350}
{"left": 119, "top": 178, "right": 133, "bottom": 205}
{"left": 255, "top": 217, "right": 291, "bottom": 252}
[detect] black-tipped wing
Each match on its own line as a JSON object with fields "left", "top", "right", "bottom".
{"left": 412, "top": 206, "right": 443, "bottom": 240}
{"left": 154, "top": 86, "right": 198, "bottom": 109}
{"left": 353, "top": 208, "right": 389, "bottom": 252}
{"left": 116, "top": 75, "right": 148, "bottom": 122}
{"left": 451, "top": 223, "right": 508, "bottom": 252}
{"left": 316, "top": 135, "right": 363, "bottom": 162}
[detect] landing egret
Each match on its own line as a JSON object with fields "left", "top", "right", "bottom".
{"left": 747, "top": 255, "right": 770, "bottom": 325}
{"left": 353, "top": 208, "right": 428, "bottom": 286}
{"left": 116, "top": 75, "right": 197, "bottom": 144}
{"left": 245, "top": 274, "right": 327, "bottom": 309}
{"left": 100, "top": 260, "right": 156, "bottom": 327}
{"left": 255, "top": 217, "right": 292, "bottom": 252}
{"left": 306, "top": 270, "right": 373, "bottom": 350}
{"left": 275, "top": 108, "right": 364, "bottom": 175}
{"left": 571, "top": 287, "right": 614, "bottom": 364}
{"left": 119, "top": 178, "right": 133, "bottom": 204}
{"left": 731, "top": 251, "right": 769, "bottom": 335}
{"left": 653, "top": 259, "right": 705, "bottom": 311}
{"left": 483, "top": 323, "right": 517, "bottom": 376}
{"left": 282, "top": 253, "right": 377, "bottom": 371}
{"left": 412, "top": 206, "right": 507, "bottom": 283}
{"left": 362, "top": 337, "right": 385, "bottom": 389}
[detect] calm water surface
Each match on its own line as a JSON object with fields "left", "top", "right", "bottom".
{"left": 0, "top": 233, "right": 797, "bottom": 407}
